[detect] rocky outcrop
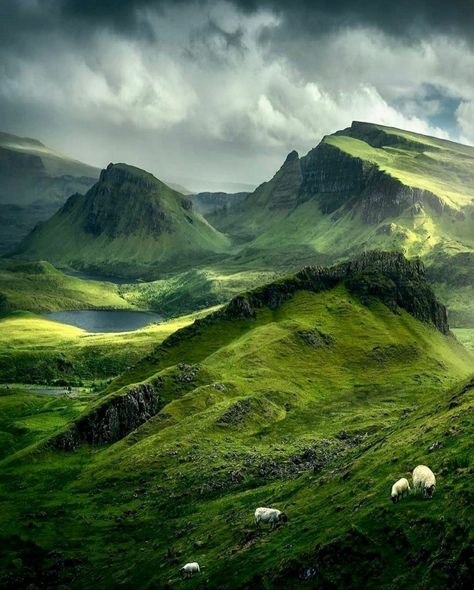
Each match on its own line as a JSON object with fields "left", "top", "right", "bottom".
{"left": 297, "top": 140, "right": 448, "bottom": 222}
{"left": 51, "top": 382, "right": 161, "bottom": 450}
{"left": 268, "top": 150, "right": 303, "bottom": 210}
{"left": 299, "top": 142, "right": 366, "bottom": 213}
{"left": 219, "top": 251, "right": 449, "bottom": 334}
{"left": 81, "top": 164, "right": 173, "bottom": 237}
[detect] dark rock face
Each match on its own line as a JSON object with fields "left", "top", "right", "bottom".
{"left": 51, "top": 382, "right": 161, "bottom": 450}
{"left": 297, "top": 141, "right": 448, "bottom": 221}
{"left": 220, "top": 251, "right": 449, "bottom": 334}
{"left": 81, "top": 164, "right": 172, "bottom": 237}
{"left": 268, "top": 150, "right": 303, "bottom": 210}
{"left": 300, "top": 142, "right": 366, "bottom": 199}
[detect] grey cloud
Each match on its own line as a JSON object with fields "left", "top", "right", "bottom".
{"left": 57, "top": 0, "right": 474, "bottom": 42}
{"left": 0, "top": 0, "right": 473, "bottom": 189}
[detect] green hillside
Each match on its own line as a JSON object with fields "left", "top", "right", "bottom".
{"left": 15, "top": 163, "right": 230, "bottom": 278}
{"left": 0, "top": 252, "right": 472, "bottom": 589}
{"left": 0, "top": 308, "right": 206, "bottom": 385}
{"left": 0, "top": 260, "right": 131, "bottom": 313}
{"left": 204, "top": 122, "right": 474, "bottom": 325}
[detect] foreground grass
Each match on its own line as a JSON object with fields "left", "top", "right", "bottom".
{"left": 0, "top": 280, "right": 472, "bottom": 589}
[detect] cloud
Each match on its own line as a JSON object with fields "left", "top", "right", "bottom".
{"left": 0, "top": 0, "right": 473, "bottom": 187}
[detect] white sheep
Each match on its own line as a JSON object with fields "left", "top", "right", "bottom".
{"left": 180, "top": 562, "right": 200, "bottom": 578}
{"left": 391, "top": 477, "right": 411, "bottom": 503}
{"left": 413, "top": 465, "right": 436, "bottom": 498}
{"left": 254, "top": 507, "right": 288, "bottom": 529}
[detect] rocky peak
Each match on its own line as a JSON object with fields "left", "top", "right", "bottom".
{"left": 268, "top": 150, "right": 303, "bottom": 210}
{"left": 98, "top": 163, "right": 160, "bottom": 191}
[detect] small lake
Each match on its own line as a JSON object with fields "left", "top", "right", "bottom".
{"left": 43, "top": 310, "right": 163, "bottom": 333}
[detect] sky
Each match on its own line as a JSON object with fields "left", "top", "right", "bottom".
{"left": 1, "top": 0, "right": 474, "bottom": 191}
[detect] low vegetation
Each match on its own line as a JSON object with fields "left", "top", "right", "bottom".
{"left": 0, "top": 253, "right": 472, "bottom": 589}
{"left": 0, "top": 309, "right": 208, "bottom": 385}
{"left": 0, "top": 260, "right": 131, "bottom": 313}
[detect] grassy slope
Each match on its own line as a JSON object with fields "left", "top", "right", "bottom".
{"left": 0, "top": 284, "right": 472, "bottom": 589}
{"left": 121, "top": 268, "right": 278, "bottom": 316}
{"left": 0, "top": 387, "right": 97, "bottom": 460}
{"left": 0, "top": 308, "right": 211, "bottom": 385}
{"left": 326, "top": 128, "right": 474, "bottom": 209}
{"left": 0, "top": 260, "right": 131, "bottom": 313}
{"left": 453, "top": 328, "right": 474, "bottom": 352}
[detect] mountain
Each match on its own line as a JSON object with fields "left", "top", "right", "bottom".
{"left": 15, "top": 163, "right": 230, "bottom": 278}
{"left": 0, "top": 252, "right": 472, "bottom": 589}
{"left": 207, "top": 121, "right": 474, "bottom": 323}
{"left": 0, "top": 131, "right": 99, "bottom": 251}
{"left": 213, "top": 121, "right": 474, "bottom": 253}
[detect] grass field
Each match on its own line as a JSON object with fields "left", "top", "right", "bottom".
{"left": 0, "top": 260, "right": 131, "bottom": 313}
{"left": 0, "top": 256, "right": 472, "bottom": 589}
{"left": 0, "top": 308, "right": 213, "bottom": 385}
{"left": 453, "top": 328, "right": 474, "bottom": 352}
{"left": 0, "top": 386, "right": 97, "bottom": 460}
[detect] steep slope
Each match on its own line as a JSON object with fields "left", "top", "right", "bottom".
{"left": 209, "top": 121, "right": 474, "bottom": 322}
{"left": 0, "top": 131, "right": 99, "bottom": 251}
{"left": 0, "top": 252, "right": 472, "bottom": 589}
{"left": 15, "top": 163, "right": 230, "bottom": 278}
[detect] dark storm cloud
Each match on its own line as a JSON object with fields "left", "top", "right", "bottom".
{"left": 57, "top": 0, "right": 474, "bottom": 42}
{"left": 1, "top": 0, "right": 473, "bottom": 188}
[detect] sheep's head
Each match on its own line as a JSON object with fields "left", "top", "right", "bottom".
{"left": 426, "top": 484, "right": 435, "bottom": 498}
{"left": 391, "top": 494, "right": 397, "bottom": 504}
{"left": 279, "top": 512, "right": 288, "bottom": 523}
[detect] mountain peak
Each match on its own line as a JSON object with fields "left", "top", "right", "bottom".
{"left": 283, "top": 150, "right": 299, "bottom": 165}
{"left": 98, "top": 162, "right": 161, "bottom": 189}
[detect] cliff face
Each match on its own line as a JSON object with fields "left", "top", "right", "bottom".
{"left": 221, "top": 251, "right": 449, "bottom": 334}
{"left": 52, "top": 382, "right": 161, "bottom": 450}
{"left": 268, "top": 150, "right": 303, "bottom": 210}
{"left": 297, "top": 142, "right": 447, "bottom": 222}
{"left": 300, "top": 142, "right": 365, "bottom": 200}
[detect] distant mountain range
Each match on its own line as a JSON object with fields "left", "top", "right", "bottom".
{"left": 9, "top": 121, "right": 474, "bottom": 324}
{"left": 0, "top": 132, "right": 100, "bottom": 252}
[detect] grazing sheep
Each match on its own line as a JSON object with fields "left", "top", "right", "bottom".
{"left": 391, "top": 477, "right": 411, "bottom": 503}
{"left": 180, "top": 562, "right": 200, "bottom": 578}
{"left": 413, "top": 465, "right": 436, "bottom": 498}
{"left": 254, "top": 507, "right": 288, "bottom": 529}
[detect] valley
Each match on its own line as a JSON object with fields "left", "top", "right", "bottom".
{"left": 0, "top": 252, "right": 472, "bottom": 589}
{"left": 0, "top": 122, "right": 473, "bottom": 589}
